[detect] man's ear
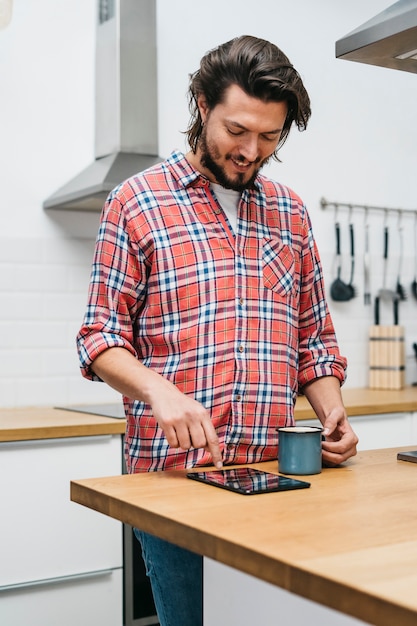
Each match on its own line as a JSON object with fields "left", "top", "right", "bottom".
{"left": 197, "top": 95, "right": 209, "bottom": 124}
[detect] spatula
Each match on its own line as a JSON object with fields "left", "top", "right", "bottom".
{"left": 346, "top": 221, "right": 357, "bottom": 299}
{"left": 378, "top": 224, "right": 399, "bottom": 304}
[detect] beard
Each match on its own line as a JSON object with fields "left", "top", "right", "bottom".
{"left": 198, "top": 126, "right": 270, "bottom": 192}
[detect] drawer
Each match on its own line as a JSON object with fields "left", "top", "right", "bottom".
{"left": 0, "top": 566, "right": 123, "bottom": 626}
{"left": 0, "top": 435, "right": 123, "bottom": 586}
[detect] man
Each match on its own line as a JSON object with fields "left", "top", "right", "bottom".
{"left": 77, "top": 35, "right": 358, "bottom": 626}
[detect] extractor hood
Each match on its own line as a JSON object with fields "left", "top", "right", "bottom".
{"left": 44, "top": 0, "right": 162, "bottom": 212}
{"left": 336, "top": 0, "right": 417, "bottom": 73}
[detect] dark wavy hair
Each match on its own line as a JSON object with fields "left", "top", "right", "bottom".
{"left": 186, "top": 35, "right": 311, "bottom": 161}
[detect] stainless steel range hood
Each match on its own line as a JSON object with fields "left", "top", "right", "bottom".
{"left": 44, "top": 0, "right": 162, "bottom": 212}
{"left": 336, "top": 0, "right": 417, "bottom": 73}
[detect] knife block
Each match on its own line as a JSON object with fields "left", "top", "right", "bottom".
{"left": 369, "top": 325, "right": 405, "bottom": 390}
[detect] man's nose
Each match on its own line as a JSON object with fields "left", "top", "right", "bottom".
{"left": 239, "top": 136, "right": 259, "bottom": 162}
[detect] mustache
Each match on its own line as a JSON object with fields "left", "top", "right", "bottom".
{"left": 226, "top": 153, "right": 263, "bottom": 166}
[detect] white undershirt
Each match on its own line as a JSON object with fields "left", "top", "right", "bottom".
{"left": 210, "top": 182, "right": 240, "bottom": 233}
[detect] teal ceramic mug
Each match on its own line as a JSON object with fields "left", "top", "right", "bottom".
{"left": 277, "top": 426, "right": 323, "bottom": 475}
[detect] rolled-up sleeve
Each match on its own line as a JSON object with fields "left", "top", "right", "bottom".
{"left": 297, "top": 210, "right": 347, "bottom": 388}
{"left": 76, "top": 190, "right": 144, "bottom": 380}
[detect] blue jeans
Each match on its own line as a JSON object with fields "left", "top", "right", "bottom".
{"left": 134, "top": 529, "right": 203, "bottom": 626}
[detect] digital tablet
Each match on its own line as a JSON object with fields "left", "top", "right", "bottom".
{"left": 186, "top": 467, "right": 310, "bottom": 495}
{"left": 397, "top": 450, "right": 417, "bottom": 464}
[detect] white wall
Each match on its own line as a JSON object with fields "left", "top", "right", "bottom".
{"left": 1, "top": 0, "right": 416, "bottom": 408}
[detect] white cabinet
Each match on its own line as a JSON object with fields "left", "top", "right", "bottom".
{"left": 348, "top": 412, "right": 414, "bottom": 450}
{"left": 0, "top": 569, "right": 123, "bottom": 626}
{"left": 297, "top": 412, "right": 416, "bottom": 450}
{"left": 412, "top": 412, "right": 417, "bottom": 443}
{"left": 204, "top": 559, "right": 367, "bottom": 626}
{"left": 0, "top": 435, "right": 123, "bottom": 626}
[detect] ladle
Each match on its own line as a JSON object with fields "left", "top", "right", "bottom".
{"left": 330, "top": 221, "right": 352, "bottom": 302}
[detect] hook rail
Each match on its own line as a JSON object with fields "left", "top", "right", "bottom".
{"left": 320, "top": 197, "right": 417, "bottom": 217}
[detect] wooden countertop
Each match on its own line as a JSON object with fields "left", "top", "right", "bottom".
{"left": 0, "top": 407, "right": 125, "bottom": 442}
{"left": 2, "top": 385, "right": 417, "bottom": 442}
{"left": 71, "top": 447, "right": 417, "bottom": 626}
{"left": 295, "top": 385, "right": 417, "bottom": 420}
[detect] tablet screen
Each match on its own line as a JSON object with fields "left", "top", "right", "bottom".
{"left": 186, "top": 467, "right": 310, "bottom": 495}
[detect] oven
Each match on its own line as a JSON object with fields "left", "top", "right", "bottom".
{"left": 123, "top": 524, "right": 159, "bottom": 626}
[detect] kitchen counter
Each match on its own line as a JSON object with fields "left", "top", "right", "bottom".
{"left": 295, "top": 385, "right": 417, "bottom": 419}
{"left": 1, "top": 385, "right": 417, "bottom": 442}
{"left": 70, "top": 447, "right": 417, "bottom": 626}
{"left": 0, "top": 407, "right": 125, "bottom": 442}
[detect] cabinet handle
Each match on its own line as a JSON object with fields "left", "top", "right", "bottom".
{"left": 0, "top": 567, "right": 118, "bottom": 592}
{"left": 0, "top": 435, "right": 113, "bottom": 450}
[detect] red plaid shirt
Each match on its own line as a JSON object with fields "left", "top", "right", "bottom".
{"left": 77, "top": 151, "right": 346, "bottom": 472}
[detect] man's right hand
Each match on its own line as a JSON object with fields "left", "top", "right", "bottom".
{"left": 91, "top": 347, "right": 223, "bottom": 468}
{"left": 149, "top": 379, "right": 223, "bottom": 468}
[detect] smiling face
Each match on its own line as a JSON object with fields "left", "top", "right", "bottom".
{"left": 188, "top": 84, "right": 288, "bottom": 191}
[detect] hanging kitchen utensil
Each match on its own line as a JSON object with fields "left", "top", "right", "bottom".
{"left": 346, "top": 218, "right": 357, "bottom": 299}
{"left": 330, "top": 219, "right": 352, "bottom": 301}
{"left": 411, "top": 213, "right": 417, "bottom": 300}
{"left": 363, "top": 209, "right": 371, "bottom": 305}
{"left": 378, "top": 220, "right": 399, "bottom": 304}
{"left": 395, "top": 211, "right": 407, "bottom": 301}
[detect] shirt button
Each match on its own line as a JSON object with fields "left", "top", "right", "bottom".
{"left": 235, "top": 395, "right": 242, "bottom": 402}
{"left": 238, "top": 345, "right": 244, "bottom": 353}
{"left": 239, "top": 298, "right": 244, "bottom": 305}
{"left": 227, "top": 444, "right": 235, "bottom": 451}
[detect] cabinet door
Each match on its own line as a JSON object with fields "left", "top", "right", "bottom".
{"left": 349, "top": 412, "right": 413, "bottom": 450}
{"left": 204, "top": 558, "right": 367, "bottom": 626}
{"left": 0, "top": 568, "right": 123, "bottom": 626}
{"left": 296, "top": 413, "right": 414, "bottom": 451}
{"left": 0, "top": 435, "right": 123, "bottom": 587}
{"left": 412, "top": 412, "right": 417, "bottom": 443}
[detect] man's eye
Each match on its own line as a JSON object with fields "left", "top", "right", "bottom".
{"left": 227, "top": 128, "right": 243, "bottom": 136}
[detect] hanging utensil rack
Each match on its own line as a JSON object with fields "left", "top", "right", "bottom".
{"left": 320, "top": 197, "right": 417, "bottom": 217}
{"left": 321, "top": 197, "right": 417, "bottom": 307}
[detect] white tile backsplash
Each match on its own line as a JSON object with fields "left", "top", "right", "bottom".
{"left": 0, "top": 264, "right": 16, "bottom": 291}
{"left": 0, "top": 349, "right": 48, "bottom": 378}
{"left": 42, "top": 292, "right": 89, "bottom": 321}
{"left": 4, "top": 293, "right": 44, "bottom": 321}
{"left": 15, "top": 376, "right": 70, "bottom": 408}
{"left": 0, "top": 239, "right": 43, "bottom": 264}
{"left": 9, "top": 322, "right": 67, "bottom": 349}
{"left": 14, "top": 264, "right": 70, "bottom": 293}
{"left": 0, "top": 379, "right": 17, "bottom": 407}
